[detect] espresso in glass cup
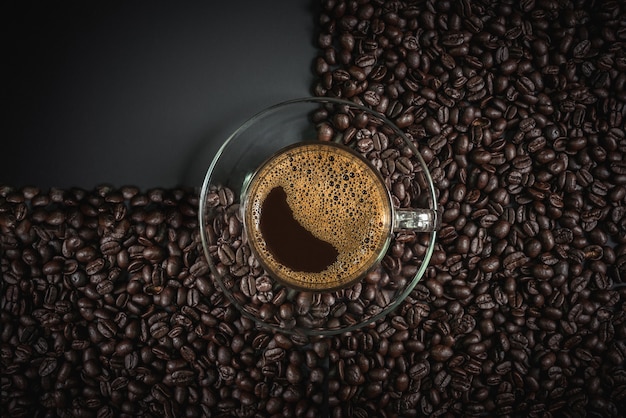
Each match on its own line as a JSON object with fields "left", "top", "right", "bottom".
{"left": 199, "top": 97, "right": 439, "bottom": 335}
{"left": 242, "top": 141, "right": 437, "bottom": 292}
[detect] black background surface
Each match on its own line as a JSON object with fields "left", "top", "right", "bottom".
{"left": 5, "top": 0, "right": 317, "bottom": 190}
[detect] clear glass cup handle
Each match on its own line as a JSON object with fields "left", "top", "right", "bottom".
{"left": 393, "top": 208, "right": 440, "bottom": 232}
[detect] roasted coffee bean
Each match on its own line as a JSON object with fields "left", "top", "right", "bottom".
{"left": 503, "top": 252, "right": 528, "bottom": 271}
{"left": 171, "top": 370, "right": 195, "bottom": 385}
{"left": 430, "top": 345, "right": 453, "bottom": 362}
{"left": 38, "top": 356, "right": 58, "bottom": 377}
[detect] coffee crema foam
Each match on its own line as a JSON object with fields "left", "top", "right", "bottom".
{"left": 245, "top": 142, "right": 392, "bottom": 290}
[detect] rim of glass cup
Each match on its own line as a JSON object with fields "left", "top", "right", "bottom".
{"left": 199, "top": 96, "right": 439, "bottom": 336}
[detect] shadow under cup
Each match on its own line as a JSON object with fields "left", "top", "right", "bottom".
{"left": 199, "top": 97, "right": 439, "bottom": 335}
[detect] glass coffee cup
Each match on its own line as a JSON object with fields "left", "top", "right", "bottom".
{"left": 242, "top": 141, "right": 438, "bottom": 292}
{"left": 199, "top": 97, "right": 439, "bottom": 335}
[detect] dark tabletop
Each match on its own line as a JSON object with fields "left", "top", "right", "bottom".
{"left": 5, "top": 0, "right": 317, "bottom": 190}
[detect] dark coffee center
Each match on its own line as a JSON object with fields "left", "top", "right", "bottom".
{"left": 259, "top": 186, "right": 338, "bottom": 272}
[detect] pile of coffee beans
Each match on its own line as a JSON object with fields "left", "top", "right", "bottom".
{"left": 2, "top": 0, "right": 626, "bottom": 417}
{"left": 0, "top": 186, "right": 331, "bottom": 417}
{"left": 311, "top": 0, "right": 626, "bottom": 416}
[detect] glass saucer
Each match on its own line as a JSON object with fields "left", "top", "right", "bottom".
{"left": 199, "top": 97, "right": 438, "bottom": 336}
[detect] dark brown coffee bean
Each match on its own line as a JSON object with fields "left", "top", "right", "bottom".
{"left": 171, "top": 369, "right": 195, "bottom": 385}
{"left": 395, "top": 156, "right": 413, "bottom": 174}
{"left": 409, "top": 361, "right": 430, "bottom": 380}
{"left": 430, "top": 344, "right": 453, "bottom": 362}
{"left": 503, "top": 252, "right": 528, "bottom": 271}
{"left": 38, "top": 356, "right": 58, "bottom": 377}
{"left": 239, "top": 275, "right": 256, "bottom": 297}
